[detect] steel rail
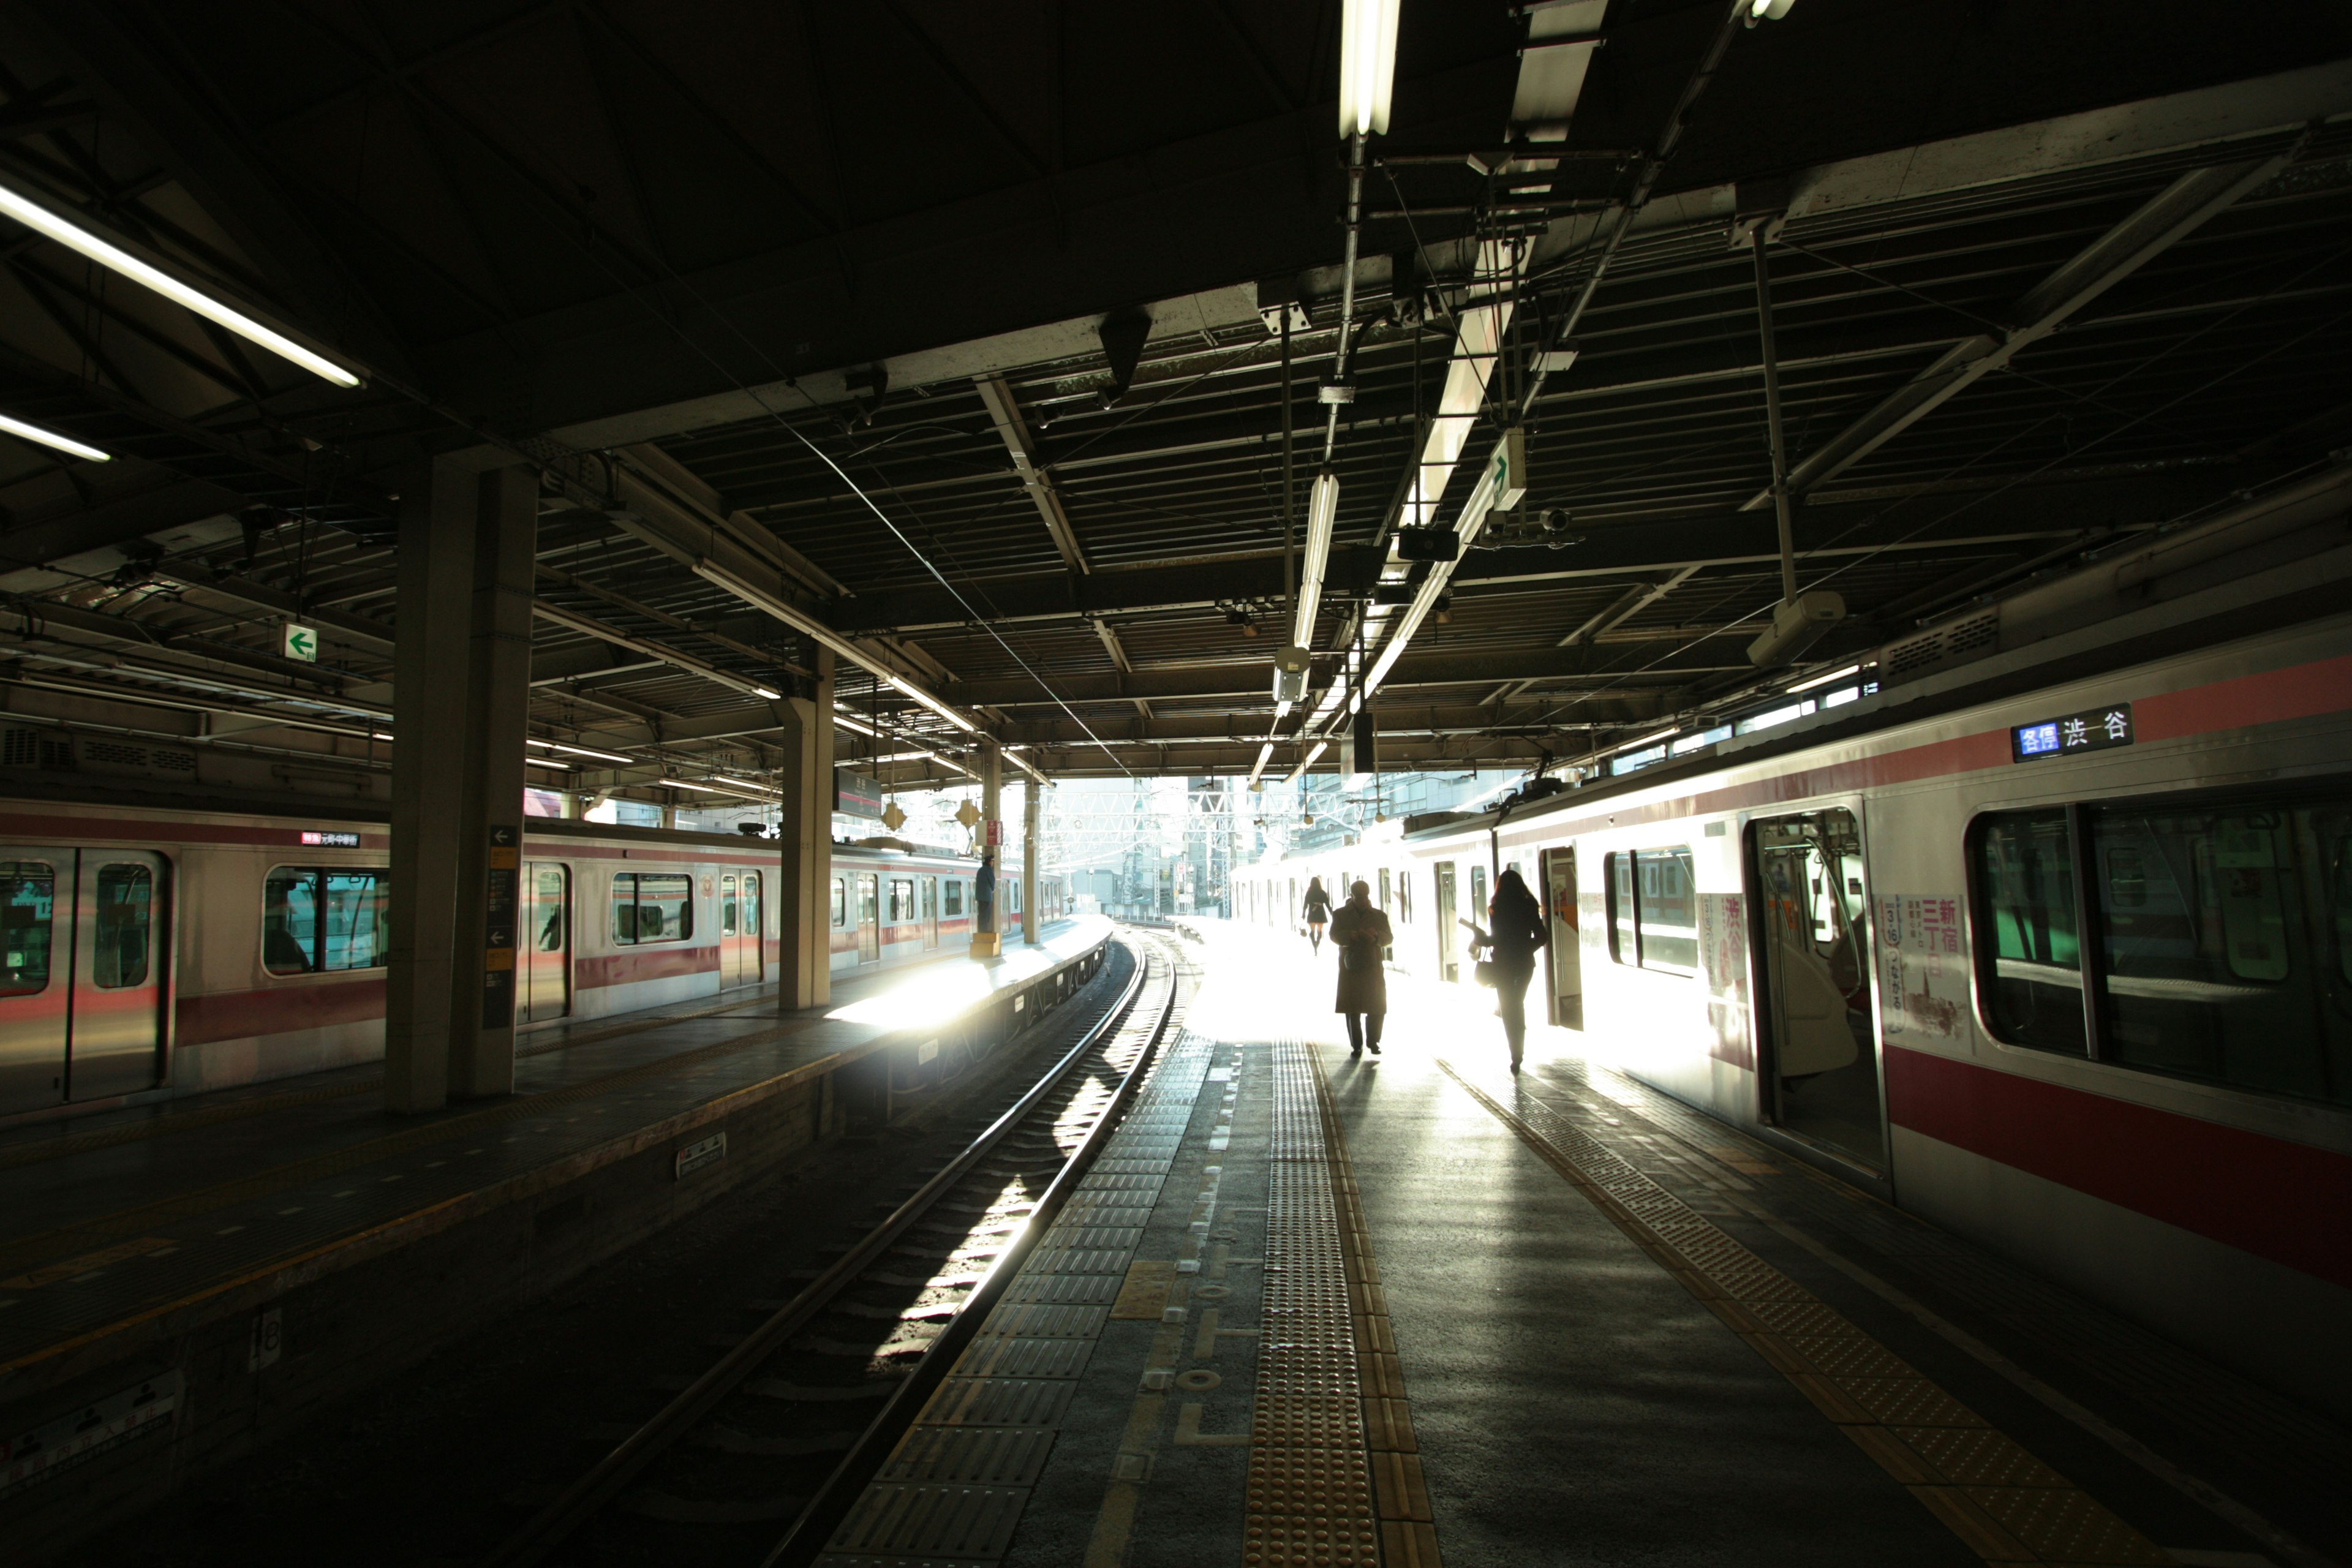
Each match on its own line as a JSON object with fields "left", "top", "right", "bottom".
{"left": 482, "top": 937, "right": 1153, "bottom": 1568}
{"left": 765, "top": 933, "right": 1183, "bottom": 1566}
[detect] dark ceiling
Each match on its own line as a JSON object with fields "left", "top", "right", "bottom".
{"left": 0, "top": 1, "right": 2346, "bottom": 801}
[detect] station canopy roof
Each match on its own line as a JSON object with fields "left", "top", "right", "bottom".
{"left": 0, "top": 2, "right": 2347, "bottom": 799}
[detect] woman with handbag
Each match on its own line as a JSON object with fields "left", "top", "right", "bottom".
{"left": 1301, "top": 876, "right": 1332, "bottom": 952}
{"left": 1329, "top": 880, "right": 1392, "bottom": 1057}
{"left": 1483, "top": 867, "right": 1549, "bottom": 1072}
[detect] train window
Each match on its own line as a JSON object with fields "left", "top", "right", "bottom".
{"left": 612, "top": 872, "right": 693, "bottom": 944}
{"left": 1378, "top": 868, "right": 1390, "bottom": 910}
{"left": 1605, "top": 849, "right": 1698, "bottom": 974}
{"left": 92, "top": 864, "right": 153, "bottom": 989}
{"left": 889, "top": 878, "right": 914, "bottom": 922}
{"left": 831, "top": 877, "right": 846, "bottom": 927}
{"left": 1398, "top": 872, "right": 1412, "bottom": 925}
{"left": 1471, "top": 865, "right": 1488, "bottom": 927}
{"left": 944, "top": 880, "right": 963, "bottom": 916}
{"left": 1973, "top": 810, "right": 2088, "bottom": 1055}
{"left": 0, "top": 862, "right": 55, "bottom": 995}
{"left": 2089, "top": 801, "right": 2350, "bottom": 1104}
{"left": 264, "top": 867, "right": 390, "bottom": 975}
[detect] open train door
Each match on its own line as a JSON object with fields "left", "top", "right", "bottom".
{"left": 1541, "top": 846, "right": 1581, "bottom": 1028}
{"left": 1747, "top": 808, "right": 1885, "bottom": 1171}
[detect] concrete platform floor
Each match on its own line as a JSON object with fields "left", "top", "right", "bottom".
{"left": 0, "top": 918, "right": 1106, "bottom": 1378}
{"left": 833, "top": 921, "right": 2346, "bottom": 1568}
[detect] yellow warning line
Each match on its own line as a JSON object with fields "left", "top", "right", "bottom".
{"left": 1307, "top": 1044, "right": 1443, "bottom": 1568}
{"left": 1436, "top": 1060, "right": 2173, "bottom": 1568}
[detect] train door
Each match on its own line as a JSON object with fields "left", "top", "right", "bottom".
{"left": 519, "top": 862, "right": 571, "bottom": 1023}
{"left": 739, "top": 872, "right": 762, "bottom": 986}
{"left": 718, "top": 873, "right": 764, "bottom": 988}
{"left": 922, "top": 876, "right": 940, "bottom": 950}
{"left": 0, "top": 847, "right": 166, "bottom": 1114}
{"left": 1749, "top": 808, "right": 1885, "bottom": 1169}
{"left": 1435, "top": 862, "right": 1458, "bottom": 981}
{"left": 1541, "top": 847, "right": 1582, "bottom": 1029}
{"left": 855, "top": 873, "right": 881, "bottom": 963}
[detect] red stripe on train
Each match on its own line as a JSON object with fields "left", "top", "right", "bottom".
{"left": 175, "top": 979, "right": 385, "bottom": 1047}
{"left": 1885, "top": 1045, "right": 2352, "bottom": 1291}
{"left": 575, "top": 947, "right": 718, "bottom": 989}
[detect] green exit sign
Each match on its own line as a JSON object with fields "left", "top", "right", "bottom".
{"left": 282, "top": 623, "right": 318, "bottom": 663}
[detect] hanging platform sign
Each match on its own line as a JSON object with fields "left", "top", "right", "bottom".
{"left": 835, "top": 769, "right": 884, "bottom": 820}
{"left": 282, "top": 623, "right": 318, "bottom": 662}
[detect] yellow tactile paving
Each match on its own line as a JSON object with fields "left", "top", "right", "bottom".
{"left": 1438, "top": 1061, "right": 2172, "bottom": 1568}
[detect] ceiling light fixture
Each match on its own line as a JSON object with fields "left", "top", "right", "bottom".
{"left": 1285, "top": 739, "right": 1330, "bottom": 785}
{"left": 1747, "top": 0, "right": 1796, "bottom": 21}
{"left": 1292, "top": 470, "right": 1340, "bottom": 650}
{"left": 0, "top": 412, "right": 109, "bottom": 463}
{"left": 1616, "top": 725, "right": 1681, "bottom": 753}
{"left": 1785, "top": 663, "right": 1863, "bottom": 694}
{"left": 0, "top": 180, "right": 363, "bottom": 388}
{"left": 888, "top": 673, "right": 979, "bottom": 734}
{"left": 526, "top": 736, "right": 635, "bottom": 764}
{"left": 1337, "top": 0, "right": 1401, "bottom": 138}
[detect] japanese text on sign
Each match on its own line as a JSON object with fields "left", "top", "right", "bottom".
{"left": 2012, "top": 701, "right": 2132, "bottom": 763}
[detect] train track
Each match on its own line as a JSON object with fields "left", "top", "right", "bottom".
{"left": 482, "top": 932, "right": 1181, "bottom": 1568}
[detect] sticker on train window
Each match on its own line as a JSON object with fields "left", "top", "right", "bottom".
{"left": 299, "top": 830, "right": 361, "bottom": 848}
{"left": 2011, "top": 702, "right": 2131, "bottom": 763}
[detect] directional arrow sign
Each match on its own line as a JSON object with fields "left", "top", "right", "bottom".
{"left": 282, "top": 623, "right": 318, "bottom": 663}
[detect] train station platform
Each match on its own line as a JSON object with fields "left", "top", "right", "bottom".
{"left": 819, "top": 921, "right": 2346, "bottom": 1568}
{"left": 0, "top": 918, "right": 1110, "bottom": 1528}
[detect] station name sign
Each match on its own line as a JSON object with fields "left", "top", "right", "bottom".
{"left": 298, "top": 830, "right": 361, "bottom": 847}
{"left": 2012, "top": 701, "right": 2132, "bottom": 763}
{"left": 835, "top": 768, "right": 884, "bottom": 820}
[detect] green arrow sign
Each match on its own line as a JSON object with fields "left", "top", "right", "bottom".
{"left": 282, "top": 624, "right": 317, "bottom": 663}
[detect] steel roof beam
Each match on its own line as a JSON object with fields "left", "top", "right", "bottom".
{"left": 974, "top": 375, "right": 1090, "bottom": 576}
{"left": 1744, "top": 150, "right": 2299, "bottom": 511}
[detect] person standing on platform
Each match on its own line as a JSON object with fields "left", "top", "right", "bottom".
{"left": 1302, "top": 875, "right": 1332, "bottom": 951}
{"left": 1485, "top": 867, "right": 1548, "bottom": 1072}
{"left": 975, "top": 851, "right": 997, "bottom": 936}
{"left": 1330, "top": 879, "right": 1392, "bottom": 1057}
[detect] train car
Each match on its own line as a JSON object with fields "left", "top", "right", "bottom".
{"left": 1237, "top": 611, "right": 2352, "bottom": 1419}
{"left": 0, "top": 802, "right": 981, "bottom": 1118}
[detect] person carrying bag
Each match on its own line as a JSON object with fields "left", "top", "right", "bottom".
{"left": 1302, "top": 876, "right": 1332, "bottom": 952}
{"left": 1329, "top": 880, "right": 1393, "bottom": 1057}
{"left": 1479, "top": 867, "right": 1548, "bottom": 1072}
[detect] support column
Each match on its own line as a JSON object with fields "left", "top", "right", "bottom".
{"left": 777, "top": 646, "right": 835, "bottom": 1011}
{"left": 448, "top": 465, "right": 537, "bottom": 1099}
{"left": 971, "top": 739, "right": 1003, "bottom": 957}
{"left": 1022, "top": 772, "right": 1041, "bottom": 946}
{"left": 385, "top": 459, "right": 479, "bottom": 1113}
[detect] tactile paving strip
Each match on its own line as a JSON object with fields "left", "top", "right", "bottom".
{"left": 820, "top": 982, "right": 1213, "bottom": 1567}
{"left": 1438, "top": 1061, "right": 2170, "bottom": 1568}
{"left": 1238, "top": 1041, "right": 1385, "bottom": 1568}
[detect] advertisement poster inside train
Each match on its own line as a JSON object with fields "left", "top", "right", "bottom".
{"left": 1879, "top": 894, "right": 1967, "bottom": 1041}
{"left": 1698, "top": 892, "right": 1752, "bottom": 1069}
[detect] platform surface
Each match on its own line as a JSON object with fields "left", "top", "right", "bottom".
{"left": 821, "top": 919, "right": 2348, "bottom": 1568}
{"left": 0, "top": 918, "right": 1107, "bottom": 1375}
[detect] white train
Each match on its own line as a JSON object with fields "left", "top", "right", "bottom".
{"left": 0, "top": 807, "right": 994, "bottom": 1117}
{"left": 1237, "top": 610, "right": 2352, "bottom": 1419}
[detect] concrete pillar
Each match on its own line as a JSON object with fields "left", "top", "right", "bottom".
{"left": 1022, "top": 774, "right": 1041, "bottom": 945}
{"left": 972, "top": 739, "right": 1003, "bottom": 957}
{"left": 448, "top": 466, "right": 536, "bottom": 1099}
{"left": 384, "top": 458, "right": 478, "bottom": 1113}
{"left": 776, "top": 646, "right": 835, "bottom": 1011}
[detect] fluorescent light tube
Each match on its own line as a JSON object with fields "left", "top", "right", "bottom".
{"left": 0, "top": 181, "right": 362, "bottom": 388}
{"left": 1292, "top": 471, "right": 1340, "bottom": 650}
{"left": 1337, "top": 0, "right": 1401, "bottom": 138}
{"left": 1786, "top": 663, "right": 1863, "bottom": 694}
{"left": 1617, "top": 726, "right": 1680, "bottom": 753}
{"left": 0, "top": 412, "right": 109, "bottom": 462}
{"left": 753, "top": 685, "right": 782, "bottom": 700}
{"left": 526, "top": 737, "right": 635, "bottom": 764}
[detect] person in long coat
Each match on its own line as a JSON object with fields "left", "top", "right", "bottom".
{"left": 1486, "top": 867, "right": 1549, "bottom": 1071}
{"left": 1329, "top": 880, "right": 1393, "bottom": 1057}
{"left": 1302, "top": 876, "right": 1332, "bottom": 951}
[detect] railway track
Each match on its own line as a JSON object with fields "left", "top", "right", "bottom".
{"left": 482, "top": 932, "right": 1181, "bottom": 1568}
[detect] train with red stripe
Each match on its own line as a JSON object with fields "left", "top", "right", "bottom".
{"left": 1238, "top": 609, "right": 2352, "bottom": 1420}
{"left": 0, "top": 812, "right": 998, "bottom": 1120}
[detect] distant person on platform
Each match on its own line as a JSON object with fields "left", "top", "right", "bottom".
{"left": 975, "top": 851, "right": 997, "bottom": 935}
{"left": 1330, "top": 880, "right": 1392, "bottom": 1058}
{"left": 1480, "top": 867, "right": 1548, "bottom": 1072}
{"left": 1302, "top": 876, "right": 1332, "bottom": 952}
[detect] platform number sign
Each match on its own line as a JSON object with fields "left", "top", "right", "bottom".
{"left": 282, "top": 622, "right": 318, "bottom": 663}
{"left": 2012, "top": 701, "right": 2132, "bottom": 763}
{"left": 248, "top": 1306, "right": 282, "bottom": 1371}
